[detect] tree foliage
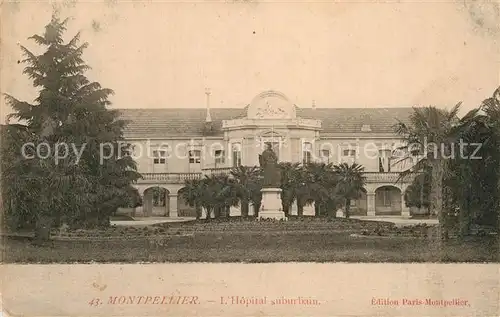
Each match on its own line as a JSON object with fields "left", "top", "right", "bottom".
{"left": 395, "top": 104, "right": 461, "bottom": 239}
{"left": 398, "top": 88, "right": 500, "bottom": 238}
{"left": 404, "top": 168, "right": 431, "bottom": 211}
{"left": 181, "top": 162, "right": 360, "bottom": 220}
{"left": 333, "top": 163, "right": 366, "bottom": 219}
{"left": 182, "top": 174, "right": 240, "bottom": 220}
{"left": 2, "top": 14, "right": 141, "bottom": 236}
{"left": 230, "top": 165, "right": 261, "bottom": 217}
{"left": 449, "top": 89, "right": 500, "bottom": 236}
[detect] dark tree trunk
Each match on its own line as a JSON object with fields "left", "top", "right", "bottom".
{"left": 282, "top": 199, "right": 290, "bottom": 217}
{"left": 34, "top": 215, "right": 52, "bottom": 241}
{"left": 458, "top": 207, "right": 470, "bottom": 239}
{"left": 458, "top": 193, "right": 471, "bottom": 239}
{"left": 195, "top": 205, "right": 202, "bottom": 220}
{"left": 283, "top": 205, "right": 289, "bottom": 217}
{"left": 345, "top": 199, "right": 351, "bottom": 219}
{"left": 326, "top": 200, "right": 336, "bottom": 218}
{"left": 431, "top": 160, "right": 448, "bottom": 240}
{"left": 53, "top": 213, "right": 61, "bottom": 228}
{"left": 99, "top": 215, "right": 110, "bottom": 228}
{"left": 314, "top": 203, "right": 321, "bottom": 217}
{"left": 254, "top": 203, "right": 261, "bottom": 217}
{"left": 241, "top": 198, "right": 249, "bottom": 218}
{"left": 297, "top": 202, "right": 304, "bottom": 217}
{"left": 98, "top": 208, "right": 111, "bottom": 228}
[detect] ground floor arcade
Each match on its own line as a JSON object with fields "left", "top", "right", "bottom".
{"left": 118, "top": 183, "right": 410, "bottom": 218}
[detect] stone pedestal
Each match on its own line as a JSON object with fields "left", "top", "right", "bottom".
{"left": 259, "top": 188, "right": 285, "bottom": 220}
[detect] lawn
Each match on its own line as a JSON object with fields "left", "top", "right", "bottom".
{"left": 2, "top": 218, "right": 498, "bottom": 263}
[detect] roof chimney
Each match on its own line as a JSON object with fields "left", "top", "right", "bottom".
{"left": 312, "top": 99, "right": 316, "bottom": 110}
{"left": 205, "top": 88, "right": 212, "bottom": 122}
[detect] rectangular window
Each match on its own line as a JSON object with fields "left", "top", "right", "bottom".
{"left": 378, "top": 157, "right": 384, "bottom": 172}
{"left": 321, "top": 149, "right": 330, "bottom": 164}
{"left": 231, "top": 143, "right": 241, "bottom": 167}
{"left": 343, "top": 149, "right": 356, "bottom": 157}
{"left": 152, "top": 150, "right": 167, "bottom": 164}
{"left": 232, "top": 143, "right": 242, "bottom": 167}
{"left": 302, "top": 151, "right": 312, "bottom": 164}
{"left": 302, "top": 142, "right": 313, "bottom": 164}
{"left": 232, "top": 151, "right": 241, "bottom": 167}
{"left": 189, "top": 150, "right": 201, "bottom": 164}
{"left": 378, "top": 149, "right": 392, "bottom": 172}
{"left": 215, "top": 150, "right": 225, "bottom": 165}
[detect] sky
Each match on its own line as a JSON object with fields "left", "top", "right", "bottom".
{"left": 1, "top": 0, "right": 499, "bottom": 123}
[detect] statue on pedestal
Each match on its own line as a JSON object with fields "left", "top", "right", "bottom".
{"left": 259, "top": 143, "right": 281, "bottom": 188}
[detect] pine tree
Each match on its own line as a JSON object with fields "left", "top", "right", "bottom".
{"left": 3, "top": 13, "right": 141, "bottom": 238}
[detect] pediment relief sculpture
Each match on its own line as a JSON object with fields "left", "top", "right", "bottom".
{"left": 247, "top": 90, "right": 296, "bottom": 120}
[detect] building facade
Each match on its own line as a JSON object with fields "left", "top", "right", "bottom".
{"left": 119, "top": 90, "right": 415, "bottom": 218}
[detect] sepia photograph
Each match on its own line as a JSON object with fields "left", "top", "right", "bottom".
{"left": 1, "top": 0, "right": 499, "bottom": 316}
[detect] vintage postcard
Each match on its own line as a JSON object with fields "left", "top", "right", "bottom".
{"left": 1, "top": 0, "right": 499, "bottom": 316}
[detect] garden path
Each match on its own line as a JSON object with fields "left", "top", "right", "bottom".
{"left": 351, "top": 216, "right": 439, "bottom": 227}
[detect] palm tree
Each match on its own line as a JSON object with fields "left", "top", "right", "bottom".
{"left": 211, "top": 174, "right": 239, "bottom": 219}
{"left": 403, "top": 168, "right": 431, "bottom": 215}
{"left": 294, "top": 164, "right": 316, "bottom": 217}
{"left": 333, "top": 163, "right": 366, "bottom": 219}
{"left": 453, "top": 87, "right": 500, "bottom": 237}
{"left": 248, "top": 174, "right": 263, "bottom": 217}
{"left": 483, "top": 87, "right": 500, "bottom": 214}
{"left": 395, "top": 104, "right": 461, "bottom": 240}
{"left": 230, "top": 165, "right": 261, "bottom": 218}
{"left": 182, "top": 176, "right": 218, "bottom": 220}
{"left": 305, "top": 162, "right": 340, "bottom": 217}
{"left": 180, "top": 179, "right": 203, "bottom": 219}
{"left": 279, "top": 162, "right": 305, "bottom": 216}
{"left": 279, "top": 162, "right": 335, "bottom": 217}
{"left": 151, "top": 187, "right": 166, "bottom": 207}
{"left": 279, "top": 162, "right": 297, "bottom": 217}
{"left": 490, "top": 88, "right": 500, "bottom": 233}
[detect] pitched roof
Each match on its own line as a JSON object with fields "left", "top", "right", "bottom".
{"left": 118, "top": 108, "right": 246, "bottom": 138}
{"left": 117, "top": 107, "right": 413, "bottom": 138}
{"left": 296, "top": 107, "right": 413, "bottom": 135}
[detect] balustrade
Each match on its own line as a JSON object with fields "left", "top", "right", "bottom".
{"left": 139, "top": 172, "right": 202, "bottom": 183}
{"left": 138, "top": 170, "right": 412, "bottom": 184}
